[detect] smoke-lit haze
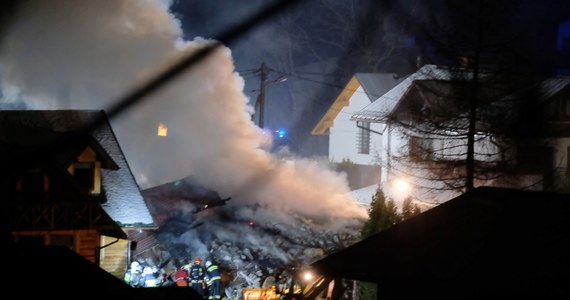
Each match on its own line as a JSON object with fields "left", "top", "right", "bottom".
{"left": 0, "top": 0, "right": 367, "bottom": 230}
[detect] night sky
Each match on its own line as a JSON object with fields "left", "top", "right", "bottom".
{"left": 0, "top": 0, "right": 568, "bottom": 192}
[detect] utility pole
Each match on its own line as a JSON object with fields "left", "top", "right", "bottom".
{"left": 254, "top": 62, "right": 268, "bottom": 128}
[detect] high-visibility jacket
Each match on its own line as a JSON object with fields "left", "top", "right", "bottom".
{"left": 205, "top": 264, "right": 221, "bottom": 286}
{"left": 190, "top": 264, "right": 205, "bottom": 284}
{"left": 206, "top": 263, "right": 222, "bottom": 300}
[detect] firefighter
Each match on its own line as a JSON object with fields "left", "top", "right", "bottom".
{"left": 205, "top": 260, "right": 222, "bottom": 300}
{"left": 174, "top": 265, "right": 189, "bottom": 287}
{"left": 124, "top": 261, "right": 143, "bottom": 287}
{"left": 141, "top": 266, "right": 159, "bottom": 287}
{"left": 189, "top": 257, "right": 206, "bottom": 297}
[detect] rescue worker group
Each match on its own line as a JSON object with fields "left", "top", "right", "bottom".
{"left": 124, "top": 257, "right": 222, "bottom": 300}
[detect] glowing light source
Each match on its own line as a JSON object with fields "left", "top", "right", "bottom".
{"left": 157, "top": 123, "right": 168, "bottom": 137}
{"left": 393, "top": 178, "right": 410, "bottom": 193}
{"left": 302, "top": 271, "right": 313, "bottom": 281}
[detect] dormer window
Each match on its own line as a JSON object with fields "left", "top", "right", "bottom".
{"left": 73, "top": 162, "right": 96, "bottom": 193}
{"left": 68, "top": 146, "right": 102, "bottom": 195}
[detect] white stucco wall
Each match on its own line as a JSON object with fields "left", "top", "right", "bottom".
{"left": 329, "top": 86, "right": 384, "bottom": 165}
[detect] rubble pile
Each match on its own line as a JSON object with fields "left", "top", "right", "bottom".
{"left": 138, "top": 178, "right": 365, "bottom": 297}
{"left": 155, "top": 211, "right": 361, "bottom": 297}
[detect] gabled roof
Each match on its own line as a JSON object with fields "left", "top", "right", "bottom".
{"left": 0, "top": 110, "right": 155, "bottom": 228}
{"left": 312, "top": 73, "right": 402, "bottom": 135}
{"left": 352, "top": 65, "right": 570, "bottom": 125}
{"left": 530, "top": 76, "right": 570, "bottom": 104}
{"left": 312, "top": 76, "right": 360, "bottom": 135}
{"left": 351, "top": 64, "right": 474, "bottom": 122}
{"left": 311, "top": 187, "right": 570, "bottom": 298}
{"left": 0, "top": 125, "right": 118, "bottom": 171}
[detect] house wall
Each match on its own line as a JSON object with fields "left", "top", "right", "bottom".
{"left": 543, "top": 137, "right": 570, "bottom": 191}
{"left": 99, "top": 236, "right": 129, "bottom": 279}
{"left": 12, "top": 229, "right": 100, "bottom": 263}
{"left": 329, "top": 85, "right": 384, "bottom": 165}
{"left": 381, "top": 125, "right": 570, "bottom": 203}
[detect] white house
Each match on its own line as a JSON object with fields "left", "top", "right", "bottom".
{"left": 312, "top": 73, "right": 404, "bottom": 206}
{"left": 351, "top": 64, "right": 570, "bottom": 203}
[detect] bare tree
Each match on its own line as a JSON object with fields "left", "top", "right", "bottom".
{"left": 385, "top": 0, "right": 568, "bottom": 198}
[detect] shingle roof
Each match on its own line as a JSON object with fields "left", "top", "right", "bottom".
{"left": 0, "top": 110, "right": 155, "bottom": 227}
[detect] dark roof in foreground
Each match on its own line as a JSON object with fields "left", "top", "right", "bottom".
{"left": 5, "top": 237, "right": 203, "bottom": 299}
{"left": 311, "top": 187, "right": 570, "bottom": 298}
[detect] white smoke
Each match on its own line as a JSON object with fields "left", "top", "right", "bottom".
{"left": 0, "top": 0, "right": 367, "bottom": 230}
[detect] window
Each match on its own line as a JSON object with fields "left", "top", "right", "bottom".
{"left": 73, "top": 162, "right": 95, "bottom": 192}
{"left": 357, "top": 121, "right": 370, "bottom": 154}
{"left": 50, "top": 235, "right": 74, "bottom": 250}
{"left": 72, "top": 161, "right": 102, "bottom": 195}
{"left": 70, "top": 147, "right": 102, "bottom": 195}
{"left": 16, "top": 168, "right": 49, "bottom": 202}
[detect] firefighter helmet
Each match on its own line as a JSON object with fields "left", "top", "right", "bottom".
{"left": 130, "top": 261, "right": 141, "bottom": 272}
{"left": 205, "top": 260, "right": 212, "bottom": 268}
{"left": 194, "top": 257, "right": 202, "bottom": 264}
{"left": 143, "top": 266, "right": 153, "bottom": 275}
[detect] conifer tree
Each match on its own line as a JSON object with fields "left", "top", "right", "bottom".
{"left": 357, "top": 186, "right": 421, "bottom": 300}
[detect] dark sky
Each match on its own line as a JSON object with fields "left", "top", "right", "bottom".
{"left": 169, "top": 0, "right": 570, "bottom": 157}
{"left": 0, "top": 0, "right": 568, "bottom": 190}
{"left": 169, "top": 0, "right": 417, "bottom": 157}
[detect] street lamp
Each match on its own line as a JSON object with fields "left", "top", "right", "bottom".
{"left": 393, "top": 177, "right": 410, "bottom": 194}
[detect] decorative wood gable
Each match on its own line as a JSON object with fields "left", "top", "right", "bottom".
{"left": 0, "top": 117, "right": 127, "bottom": 242}
{"left": 0, "top": 110, "right": 154, "bottom": 228}
{"left": 312, "top": 76, "right": 360, "bottom": 135}
{"left": 66, "top": 140, "right": 118, "bottom": 196}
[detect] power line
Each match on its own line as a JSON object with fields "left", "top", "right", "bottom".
{"left": 267, "top": 68, "right": 370, "bottom": 97}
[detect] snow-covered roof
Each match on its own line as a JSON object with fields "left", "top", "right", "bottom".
{"left": 347, "top": 184, "right": 379, "bottom": 207}
{"left": 0, "top": 110, "right": 155, "bottom": 228}
{"left": 351, "top": 64, "right": 470, "bottom": 123}
{"left": 535, "top": 76, "right": 570, "bottom": 103}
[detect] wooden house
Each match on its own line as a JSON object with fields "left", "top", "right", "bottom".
{"left": 0, "top": 110, "right": 156, "bottom": 277}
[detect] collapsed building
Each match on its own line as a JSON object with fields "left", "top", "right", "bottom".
{"left": 134, "top": 177, "right": 365, "bottom": 299}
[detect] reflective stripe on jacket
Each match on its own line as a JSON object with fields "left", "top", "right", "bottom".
{"left": 190, "top": 264, "right": 205, "bottom": 283}
{"left": 206, "top": 264, "right": 221, "bottom": 286}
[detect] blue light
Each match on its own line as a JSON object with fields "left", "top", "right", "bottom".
{"left": 276, "top": 129, "right": 286, "bottom": 138}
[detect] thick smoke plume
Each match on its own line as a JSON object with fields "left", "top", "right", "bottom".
{"left": 0, "top": 0, "right": 367, "bottom": 231}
